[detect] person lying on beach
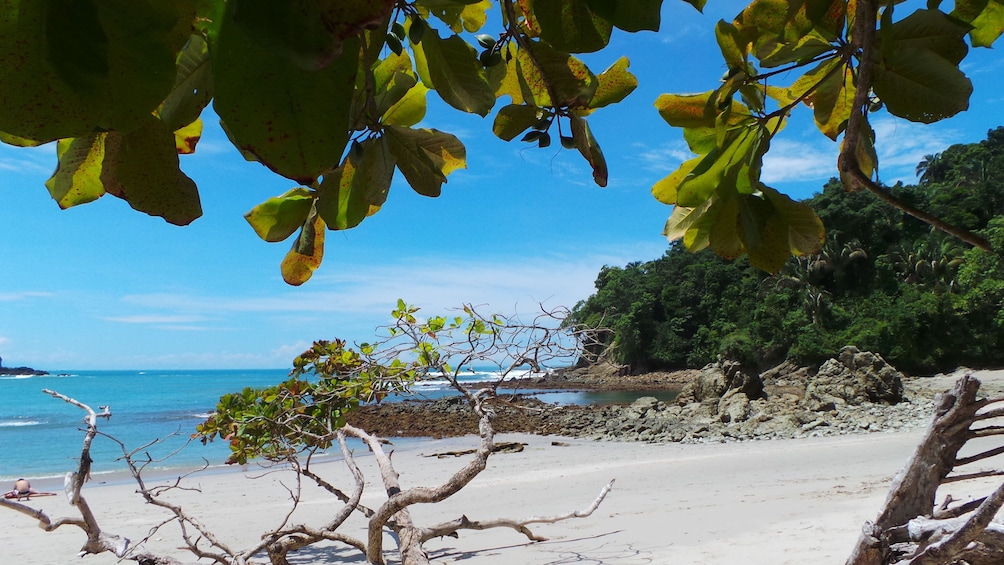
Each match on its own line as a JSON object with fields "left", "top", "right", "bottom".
{"left": 4, "top": 478, "right": 56, "bottom": 500}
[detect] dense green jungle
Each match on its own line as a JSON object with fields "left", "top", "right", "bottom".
{"left": 569, "top": 127, "right": 1004, "bottom": 375}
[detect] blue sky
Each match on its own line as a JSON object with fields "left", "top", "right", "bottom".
{"left": 2, "top": 0, "right": 1002, "bottom": 370}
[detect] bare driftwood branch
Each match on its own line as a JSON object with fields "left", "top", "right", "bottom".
{"left": 847, "top": 374, "right": 1004, "bottom": 565}
{"left": 419, "top": 478, "right": 615, "bottom": 542}
{"left": 28, "top": 389, "right": 131, "bottom": 558}
{"left": 943, "top": 470, "right": 1004, "bottom": 484}
{"left": 907, "top": 480, "right": 1004, "bottom": 565}
{"left": 8, "top": 303, "right": 615, "bottom": 565}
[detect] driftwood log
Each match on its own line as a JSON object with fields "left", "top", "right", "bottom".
{"left": 2, "top": 388, "right": 613, "bottom": 565}
{"left": 847, "top": 375, "right": 1004, "bottom": 565}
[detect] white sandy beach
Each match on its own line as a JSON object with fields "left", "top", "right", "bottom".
{"left": 0, "top": 431, "right": 943, "bottom": 564}
{"left": 7, "top": 369, "right": 1004, "bottom": 565}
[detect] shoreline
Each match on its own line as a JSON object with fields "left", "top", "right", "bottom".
{"left": 7, "top": 430, "right": 963, "bottom": 565}
{"left": 7, "top": 369, "right": 1004, "bottom": 564}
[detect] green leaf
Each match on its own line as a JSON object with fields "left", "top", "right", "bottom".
{"left": 386, "top": 34, "right": 404, "bottom": 56}
{"left": 245, "top": 188, "right": 315, "bottom": 243}
{"left": 157, "top": 34, "right": 214, "bottom": 132}
{"left": 228, "top": 0, "right": 393, "bottom": 70}
{"left": 382, "top": 83, "right": 430, "bottom": 127}
{"left": 663, "top": 196, "right": 718, "bottom": 251}
{"left": 45, "top": 135, "right": 109, "bottom": 209}
{"left": 492, "top": 104, "right": 543, "bottom": 141}
{"left": 652, "top": 156, "right": 701, "bottom": 205}
{"left": 569, "top": 115, "right": 608, "bottom": 187}
{"left": 953, "top": 0, "right": 1004, "bottom": 47}
{"left": 654, "top": 92, "right": 751, "bottom": 129}
{"left": 738, "top": 193, "right": 790, "bottom": 273}
{"left": 372, "top": 51, "right": 419, "bottom": 118}
{"left": 416, "top": 0, "right": 491, "bottom": 33}
{"left": 796, "top": 0, "right": 846, "bottom": 38}
{"left": 357, "top": 136, "right": 396, "bottom": 207}
{"left": 411, "top": 28, "right": 495, "bottom": 116}
{"left": 515, "top": 41, "right": 598, "bottom": 108}
{"left": 281, "top": 211, "right": 325, "bottom": 286}
{"left": 760, "top": 185, "right": 825, "bottom": 256}
{"left": 385, "top": 125, "right": 466, "bottom": 197}
{"left": 871, "top": 46, "right": 972, "bottom": 123}
{"left": 796, "top": 57, "right": 854, "bottom": 140}
{"left": 409, "top": 15, "right": 427, "bottom": 43}
{"left": 716, "top": 21, "right": 747, "bottom": 70}
{"left": 709, "top": 195, "right": 744, "bottom": 260}
{"left": 586, "top": 0, "right": 664, "bottom": 31}
{"left": 212, "top": 5, "right": 359, "bottom": 184}
{"left": 316, "top": 137, "right": 395, "bottom": 230}
{"left": 45, "top": 116, "right": 201, "bottom": 225}
{"left": 852, "top": 121, "right": 878, "bottom": 181}
{"left": 756, "top": 29, "right": 834, "bottom": 68}
{"left": 735, "top": 0, "right": 789, "bottom": 51}
{"left": 534, "top": 0, "right": 613, "bottom": 53}
{"left": 522, "top": 130, "right": 545, "bottom": 143}
{"left": 887, "top": 9, "right": 972, "bottom": 64}
{"left": 587, "top": 57, "right": 638, "bottom": 109}
{"left": 0, "top": 131, "right": 45, "bottom": 147}
{"left": 100, "top": 116, "right": 202, "bottom": 225}
{"left": 486, "top": 42, "right": 524, "bottom": 103}
{"left": 676, "top": 126, "right": 757, "bottom": 207}
{"left": 315, "top": 164, "right": 368, "bottom": 232}
{"left": 0, "top": 0, "right": 194, "bottom": 142}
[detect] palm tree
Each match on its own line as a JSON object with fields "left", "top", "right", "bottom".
{"left": 888, "top": 237, "right": 964, "bottom": 293}
{"left": 761, "top": 256, "right": 832, "bottom": 327}
{"left": 915, "top": 153, "right": 944, "bottom": 184}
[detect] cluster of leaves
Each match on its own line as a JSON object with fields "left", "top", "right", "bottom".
{"left": 652, "top": 0, "right": 1003, "bottom": 271}
{"left": 195, "top": 337, "right": 420, "bottom": 464}
{"left": 570, "top": 129, "right": 1004, "bottom": 374}
{"left": 197, "top": 299, "right": 581, "bottom": 464}
{"left": 1, "top": 0, "right": 657, "bottom": 285}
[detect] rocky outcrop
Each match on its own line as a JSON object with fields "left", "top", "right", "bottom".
{"left": 677, "top": 360, "right": 764, "bottom": 403}
{"left": 675, "top": 359, "right": 764, "bottom": 423}
{"left": 560, "top": 393, "right": 933, "bottom": 444}
{"left": 561, "top": 348, "right": 920, "bottom": 443}
{"left": 349, "top": 349, "right": 933, "bottom": 445}
{"left": 804, "top": 346, "right": 904, "bottom": 407}
{"left": 0, "top": 366, "right": 47, "bottom": 376}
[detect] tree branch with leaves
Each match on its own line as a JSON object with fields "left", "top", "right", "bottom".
{"left": 3, "top": 302, "right": 613, "bottom": 565}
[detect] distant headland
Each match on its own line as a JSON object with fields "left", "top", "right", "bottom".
{"left": 0, "top": 356, "right": 47, "bottom": 376}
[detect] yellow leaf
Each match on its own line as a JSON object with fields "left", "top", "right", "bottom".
{"left": 174, "top": 119, "right": 203, "bottom": 154}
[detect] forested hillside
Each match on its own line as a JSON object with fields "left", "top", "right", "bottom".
{"left": 569, "top": 128, "right": 1004, "bottom": 375}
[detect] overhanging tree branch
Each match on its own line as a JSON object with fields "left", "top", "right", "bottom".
{"left": 837, "top": 0, "right": 991, "bottom": 252}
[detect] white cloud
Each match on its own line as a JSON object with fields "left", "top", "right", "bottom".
{"left": 0, "top": 291, "right": 53, "bottom": 301}
{"left": 635, "top": 142, "right": 693, "bottom": 174}
{"left": 274, "top": 341, "right": 312, "bottom": 361}
{"left": 0, "top": 145, "right": 53, "bottom": 175}
{"left": 762, "top": 138, "right": 839, "bottom": 183}
{"left": 102, "top": 314, "right": 210, "bottom": 324}
{"left": 119, "top": 252, "right": 658, "bottom": 322}
{"left": 105, "top": 350, "right": 289, "bottom": 369}
{"left": 759, "top": 118, "right": 961, "bottom": 188}
{"left": 659, "top": 23, "right": 706, "bottom": 44}
{"left": 150, "top": 325, "right": 216, "bottom": 332}
{"left": 870, "top": 118, "right": 961, "bottom": 185}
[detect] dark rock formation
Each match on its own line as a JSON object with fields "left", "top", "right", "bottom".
{"left": 347, "top": 350, "right": 933, "bottom": 445}
{"left": 804, "top": 346, "right": 904, "bottom": 407}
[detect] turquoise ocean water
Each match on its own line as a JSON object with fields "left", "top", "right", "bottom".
{"left": 0, "top": 368, "right": 676, "bottom": 483}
